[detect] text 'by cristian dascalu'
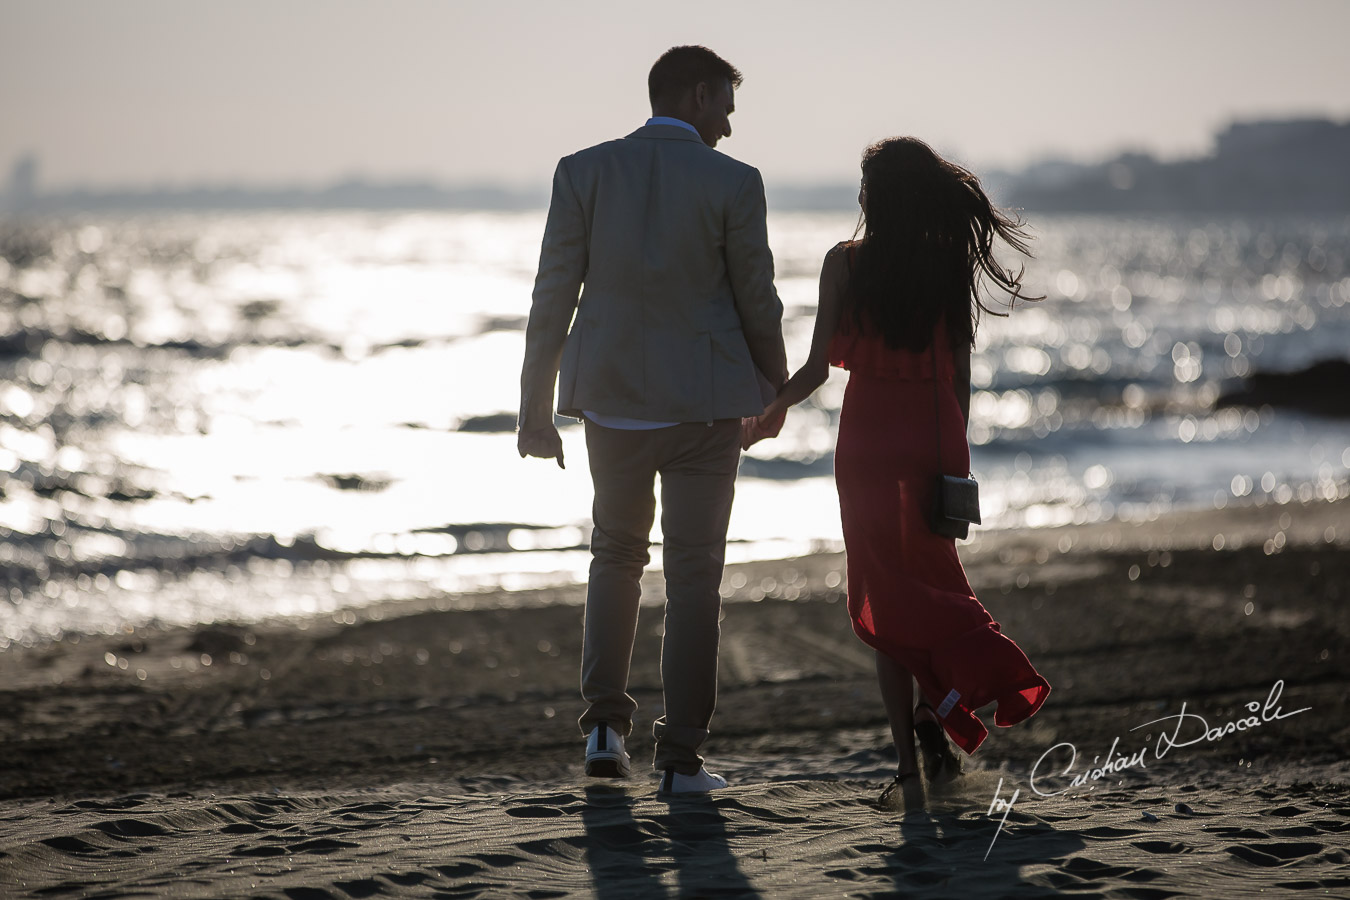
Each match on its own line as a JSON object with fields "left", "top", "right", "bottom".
{"left": 982, "top": 679, "right": 1311, "bottom": 860}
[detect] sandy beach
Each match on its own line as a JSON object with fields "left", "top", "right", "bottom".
{"left": 1, "top": 496, "right": 1347, "bottom": 897}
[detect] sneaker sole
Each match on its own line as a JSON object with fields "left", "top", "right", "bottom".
{"left": 585, "top": 754, "right": 630, "bottom": 778}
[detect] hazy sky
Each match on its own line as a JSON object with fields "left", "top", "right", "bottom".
{"left": 5, "top": 0, "right": 1349, "bottom": 189}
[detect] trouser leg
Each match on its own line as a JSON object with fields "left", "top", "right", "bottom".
{"left": 651, "top": 420, "right": 741, "bottom": 774}
{"left": 578, "top": 420, "right": 657, "bottom": 738}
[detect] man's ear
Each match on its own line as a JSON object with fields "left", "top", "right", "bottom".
{"left": 693, "top": 81, "right": 709, "bottom": 110}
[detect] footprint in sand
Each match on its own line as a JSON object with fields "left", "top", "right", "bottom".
{"left": 1269, "top": 824, "right": 1320, "bottom": 837}
{"left": 1081, "top": 825, "right": 1148, "bottom": 838}
{"left": 1275, "top": 879, "right": 1350, "bottom": 891}
{"left": 92, "top": 818, "right": 170, "bottom": 837}
{"left": 40, "top": 835, "right": 102, "bottom": 854}
{"left": 1131, "top": 840, "right": 1193, "bottom": 854}
{"left": 1211, "top": 826, "right": 1268, "bottom": 839}
{"left": 506, "top": 805, "right": 565, "bottom": 818}
{"left": 1312, "top": 818, "right": 1350, "bottom": 833}
{"left": 1062, "top": 856, "right": 1137, "bottom": 879}
{"left": 286, "top": 837, "right": 360, "bottom": 854}
{"left": 1224, "top": 841, "right": 1325, "bottom": 867}
{"left": 333, "top": 879, "right": 384, "bottom": 899}
{"left": 1265, "top": 804, "right": 1305, "bottom": 817}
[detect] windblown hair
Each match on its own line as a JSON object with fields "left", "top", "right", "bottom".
{"left": 648, "top": 45, "right": 742, "bottom": 106}
{"left": 847, "top": 137, "right": 1040, "bottom": 352}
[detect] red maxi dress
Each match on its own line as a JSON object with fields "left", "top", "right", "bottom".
{"left": 829, "top": 313, "right": 1050, "bottom": 755}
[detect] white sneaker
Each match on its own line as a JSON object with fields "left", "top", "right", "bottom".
{"left": 584, "top": 722, "right": 631, "bottom": 778}
{"left": 658, "top": 766, "right": 728, "bottom": 795}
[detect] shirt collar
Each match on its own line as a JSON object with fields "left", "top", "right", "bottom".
{"left": 645, "top": 116, "right": 700, "bottom": 138}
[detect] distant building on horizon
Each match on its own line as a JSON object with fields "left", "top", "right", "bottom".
{"left": 1007, "top": 117, "right": 1350, "bottom": 213}
{"left": 1, "top": 155, "right": 38, "bottom": 213}
{"left": 1214, "top": 118, "right": 1344, "bottom": 157}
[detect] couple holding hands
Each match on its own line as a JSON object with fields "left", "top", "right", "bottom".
{"left": 517, "top": 45, "right": 1049, "bottom": 806}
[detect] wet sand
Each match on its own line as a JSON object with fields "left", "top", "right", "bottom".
{"left": 1, "top": 496, "right": 1347, "bottom": 897}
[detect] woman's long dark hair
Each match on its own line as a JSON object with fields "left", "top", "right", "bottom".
{"left": 847, "top": 137, "right": 1040, "bottom": 352}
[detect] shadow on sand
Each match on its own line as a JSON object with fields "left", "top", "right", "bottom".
{"left": 581, "top": 784, "right": 756, "bottom": 898}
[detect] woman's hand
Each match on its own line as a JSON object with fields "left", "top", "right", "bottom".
{"left": 758, "top": 398, "right": 787, "bottom": 437}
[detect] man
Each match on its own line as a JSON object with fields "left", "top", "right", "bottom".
{"left": 517, "top": 45, "right": 787, "bottom": 794}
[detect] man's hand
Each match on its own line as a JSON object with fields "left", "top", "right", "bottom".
{"left": 756, "top": 403, "right": 787, "bottom": 441}
{"left": 741, "top": 400, "right": 787, "bottom": 450}
{"left": 740, "top": 417, "right": 762, "bottom": 450}
{"left": 518, "top": 425, "right": 565, "bottom": 469}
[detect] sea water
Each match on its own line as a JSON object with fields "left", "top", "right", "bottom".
{"left": 0, "top": 210, "right": 1347, "bottom": 643}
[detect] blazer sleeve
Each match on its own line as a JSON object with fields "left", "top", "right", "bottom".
{"left": 724, "top": 168, "right": 787, "bottom": 385}
{"left": 519, "top": 157, "right": 588, "bottom": 429}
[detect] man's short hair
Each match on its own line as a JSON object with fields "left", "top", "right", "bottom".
{"left": 648, "top": 45, "right": 743, "bottom": 106}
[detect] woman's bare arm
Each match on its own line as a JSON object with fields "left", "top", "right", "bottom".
{"left": 757, "top": 243, "right": 850, "bottom": 423}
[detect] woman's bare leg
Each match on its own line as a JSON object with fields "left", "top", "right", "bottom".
{"left": 875, "top": 650, "right": 919, "bottom": 775}
{"left": 875, "top": 650, "right": 925, "bottom": 808}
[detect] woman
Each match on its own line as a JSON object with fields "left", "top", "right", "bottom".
{"left": 746, "top": 137, "right": 1051, "bottom": 808}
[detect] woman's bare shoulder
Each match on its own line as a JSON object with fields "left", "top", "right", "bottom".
{"left": 822, "top": 240, "right": 857, "bottom": 275}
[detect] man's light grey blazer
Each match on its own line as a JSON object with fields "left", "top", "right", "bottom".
{"left": 519, "top": 124, "right": 787, "bottom": 428}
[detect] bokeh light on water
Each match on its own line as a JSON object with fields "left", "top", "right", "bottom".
{"left": 0, "top": 211, "right": 1347, "bottom": 643}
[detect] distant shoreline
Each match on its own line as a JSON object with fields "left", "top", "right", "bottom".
{"left": 4, "top": 202, "right": 1350, "bottom": 218}
{"left": 4, "top": 118, "right": 1349, "bottom": 215}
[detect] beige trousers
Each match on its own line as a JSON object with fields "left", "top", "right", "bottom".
{"left": 578, "top": 418, "right": 741, "bottom": 775}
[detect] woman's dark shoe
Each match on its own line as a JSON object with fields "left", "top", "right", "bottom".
{"left": 877, "top": 769, "right": 925, "bottom": 811}
{"left": 914, "top": 700, "right": 963, "bottom": 785}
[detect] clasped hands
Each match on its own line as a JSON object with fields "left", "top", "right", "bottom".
{"left": 741, "top": 398, "right": 787, "bottom": 450}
